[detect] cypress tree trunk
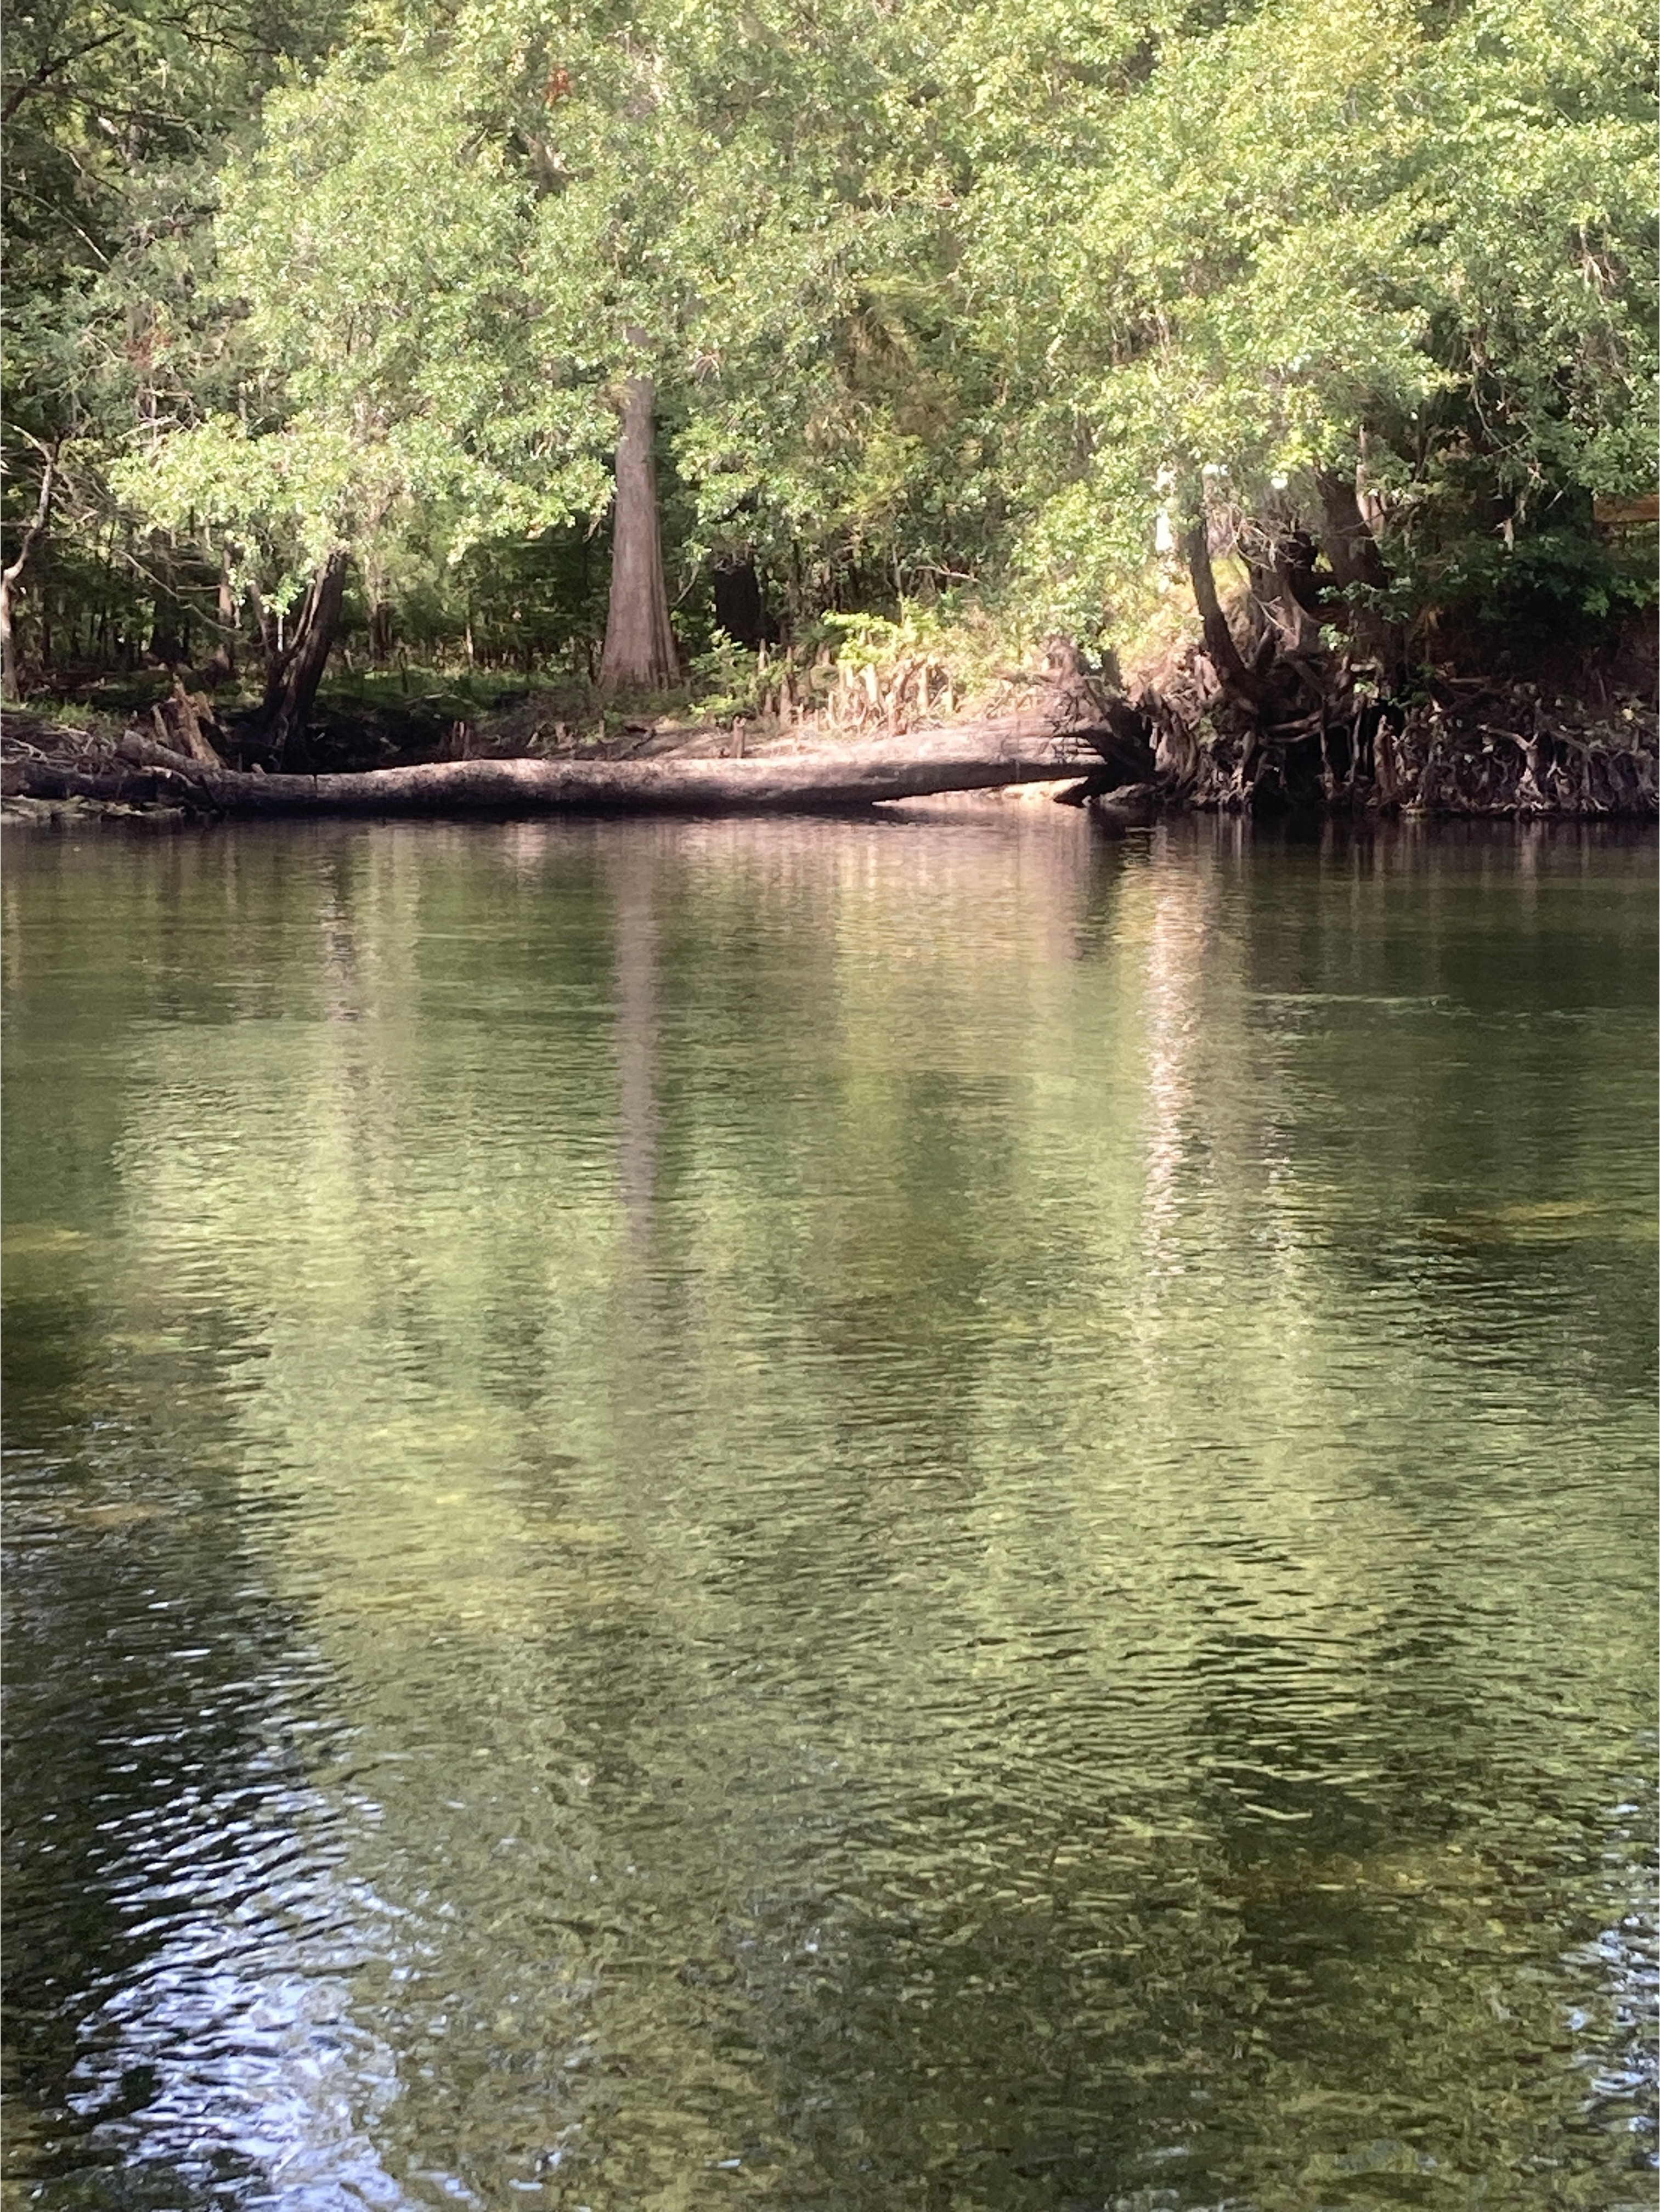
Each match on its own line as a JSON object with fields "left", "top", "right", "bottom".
{"left": 1314, "top": 468, "right": 1401, "bottom": 681}
{"left": 146, "top": 534, "right": 186, "bottom": 667}
{"left": 1182, "top": 514, "right": 1263, "bottom": 706}
{"left": 599, "top": 337, "right": 678, "bottom": 694}
{"left": 1252, "top": 530, "right": 1326, "bottom": 662}
{"left": 256, "top": 551, "right": 348, "bottom": 770}
{"left": 203, "top": 556, "right": 238, "bottom": 683}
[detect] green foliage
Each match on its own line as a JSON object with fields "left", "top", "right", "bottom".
{"left": 1414, "top": 521, "right": 1659, "bottom": 644}
{"left": 687, "top": 630, "right": 768, "bottom": 721}
{"left": 5, "top": 0, "right": 1653, "bottom": 695}
{"left": 1, "top": 0, "right": 348, "bottom": 631}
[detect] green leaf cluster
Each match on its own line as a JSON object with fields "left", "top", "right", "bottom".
{"left": 5, "top": 0, "right": 1653, "bottom": 679}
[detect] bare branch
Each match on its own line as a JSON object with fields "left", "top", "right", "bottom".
{"left": 2, "top": 443, "right": 61, "bottom": 591}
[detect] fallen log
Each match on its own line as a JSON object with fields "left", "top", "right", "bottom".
{"left": 64, "top": 721, "right": 1095, "bottom": 816}
{"left": 7, "top": 692, "right": 1652, "bottom": 821}
{"left": 1, "top": 753, "right": 214, "bottom": 810}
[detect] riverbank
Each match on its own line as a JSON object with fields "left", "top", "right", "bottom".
{"left": 5, "top": 630, "right": 1656, "bottom": 824}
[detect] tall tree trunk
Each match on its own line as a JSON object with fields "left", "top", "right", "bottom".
{"left": 1314, "top": 467, "right": 1400, "bottom": 680}
{"left": 256, "top": 551, "right": 348, "bottom": 770}
{"left": 1182, "top": 514, "right": 1263, "bottom": 706}
{"left": 1, "top": 443, "right": 58, "bottom": 702}
{"left": 146, "top": 533, "right": 186, "bottom": 667}
{"left": 712, "top": 556, "right": 771, "bottom": 650}
{"left": 600, "top": 336, "right": 678, "bottom": 693}
{"left": 203, "top": 555, "right": 237, "bottom": 682}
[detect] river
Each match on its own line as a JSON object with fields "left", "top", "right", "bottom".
{"left": 2, "top": 811, "right": 1654, "bottom": 2210}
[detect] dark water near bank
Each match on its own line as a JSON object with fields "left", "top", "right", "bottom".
{"left": 2, "top": 812, "right": 1655, "bottom": 2211}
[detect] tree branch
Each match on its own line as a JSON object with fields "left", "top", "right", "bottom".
{"left": 2, "top": 443, "right": 61, "bottom": 592}
{"left": 2, "top": 27, "right": 127, "bottom": 122}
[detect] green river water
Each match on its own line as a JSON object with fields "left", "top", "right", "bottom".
{"left": 1, "top": 812, "right": 1654, "bottom": 2211}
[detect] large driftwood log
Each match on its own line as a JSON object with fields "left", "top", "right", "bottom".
{"left": 14, "top": 680, "right": 1646, "bottom": 822}
{"left": 45, "top": 720, "right": 1093, "bottom": 816}
{"left": 3, "top": 757, "right": 208, "bottom": 808}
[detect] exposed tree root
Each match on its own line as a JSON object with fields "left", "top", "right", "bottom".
{"left": 1071, "top": 626, "right": 1657, "bottom": 821}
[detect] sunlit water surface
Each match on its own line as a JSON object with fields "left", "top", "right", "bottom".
{"left": 2, "top": 812, "right": 1654, "bottom": 2211}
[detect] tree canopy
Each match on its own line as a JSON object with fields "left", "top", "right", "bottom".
{"left": 3, "top": 0, "right": 1654, "bottom": 705}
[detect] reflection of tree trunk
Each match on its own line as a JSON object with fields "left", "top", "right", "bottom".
{"left": 1314, "top": 468, "right": 1399, "bottom": 679}
{"left": 611, "top": 845, "right": 659, "bottom": 1261}
{"left": 600, "top": 337, "right": 678, "bottom": 694}
{"left": 1, "top": 443, "right": 58, "bottom": 702}
{"left": 255, "top": 551, "right": 348, "bottom": 770}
